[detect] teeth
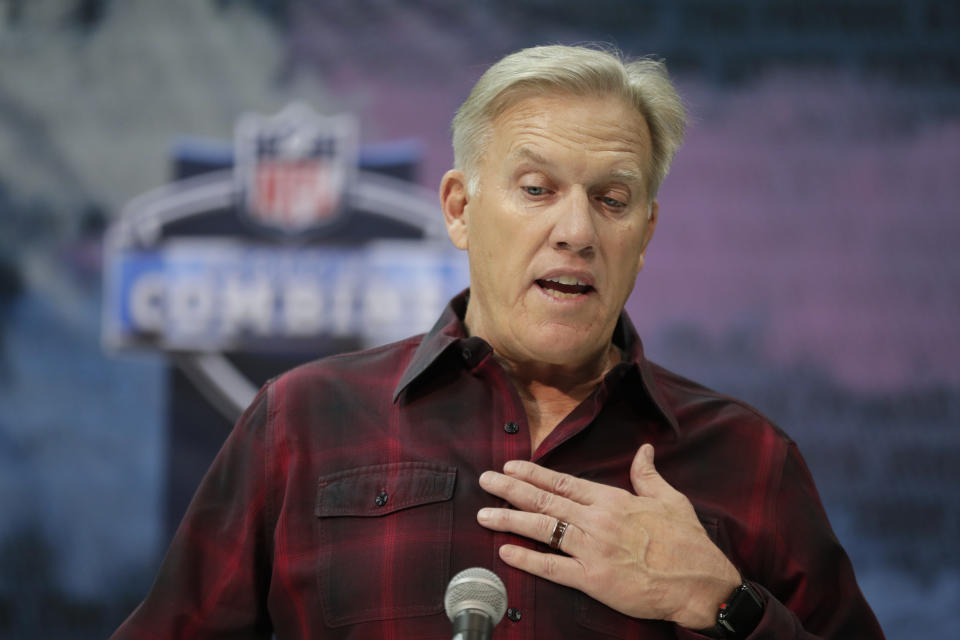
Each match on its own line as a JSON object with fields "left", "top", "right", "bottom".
{"left": 544, "top": 275, "right": 585, "bottom": 286}
{"left": 548, "top": 289, "right": 582, "bottom": 299}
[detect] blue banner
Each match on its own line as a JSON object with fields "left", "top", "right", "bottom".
{"left": 104, "top": 240, "right": 469, "bottom": 352}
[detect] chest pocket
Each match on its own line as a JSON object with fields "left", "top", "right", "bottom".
{"left": 315, "top": 462, "right": 457, "bottom": 627}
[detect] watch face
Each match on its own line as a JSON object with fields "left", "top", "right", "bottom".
{"left": 717, "top": 584, "right": 764, "bottom": 637}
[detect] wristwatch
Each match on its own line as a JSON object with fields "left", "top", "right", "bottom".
{"left": 712, "top": 582, "right": 764, "bottom": 639}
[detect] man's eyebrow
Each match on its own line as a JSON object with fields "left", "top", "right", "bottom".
{"left": 510, "top": 147, "right": 643, "bottom": 182}
{"left": 511, "top": 146, "right": 644, "bottom": 185}
{"left": 609, "top": 167, "right": 643, "bottom": 184}
{"left": 511, "top": 147, "right": 550, "bottom": 165}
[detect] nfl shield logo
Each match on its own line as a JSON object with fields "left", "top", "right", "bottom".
{"left": 235, "top": 103, "right": 358, "bottom": 233}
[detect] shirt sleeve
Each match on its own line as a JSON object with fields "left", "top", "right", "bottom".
{"left": 110, "top": 383, "right": 275, "bottom": 639}
{"left": 679, "top": 441, "right": 886, "bottom": 639}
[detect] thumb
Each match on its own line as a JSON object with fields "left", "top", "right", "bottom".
{"left": 630, "top": 444, "right": 670, "bottom": 498}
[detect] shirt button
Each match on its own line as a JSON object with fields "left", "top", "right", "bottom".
{"left": 375, "top": 491, "right": 388, "bottom": 507}
{"left": 504, "top": 421, "right": 520, "bottom": 434}
{"left": 506, "top": 607, "right": 522, "bottom": 622}
{"left": 461, "top": 347, "right": 472, "bottom": 361}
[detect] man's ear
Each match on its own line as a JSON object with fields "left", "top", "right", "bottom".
{"left": 439, "top": 170, "right": 470, "bottom": 250}
{"left": 636, "top": 200, "right": 659, "bottom": 273}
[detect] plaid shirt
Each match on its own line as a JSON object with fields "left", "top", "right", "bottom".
{"left": 113, "top": 292, "right": 883, "bottom": 639}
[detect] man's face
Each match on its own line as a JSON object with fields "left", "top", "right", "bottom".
{"left": 441, "top": 92, "right": 658, "bottom": 368}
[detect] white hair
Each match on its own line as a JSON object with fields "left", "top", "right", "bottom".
{"left": 452, "top": 44, "right": 686, "bottom": 201}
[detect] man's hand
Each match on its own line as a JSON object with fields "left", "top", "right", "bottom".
{"left": 476, "top": 444, "right": 741, "bottom": 629}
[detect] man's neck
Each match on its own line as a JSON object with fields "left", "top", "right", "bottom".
{"left": 494, "top": 343, "right": 621, "bottom": 452}
{"left": 461, "top": 296, "right": 624, "bottom": 450}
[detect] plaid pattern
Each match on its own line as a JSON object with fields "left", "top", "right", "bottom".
{"left": 113, "top": 292, "right": 883, "bottom": 639}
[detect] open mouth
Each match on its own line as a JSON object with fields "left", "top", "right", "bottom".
{"left": 535, "top": 276, "right": 595, "bottom": 299}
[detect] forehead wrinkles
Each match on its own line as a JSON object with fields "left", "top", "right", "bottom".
{"left": 491, "top": 97, "right": 651, "bottom": 180}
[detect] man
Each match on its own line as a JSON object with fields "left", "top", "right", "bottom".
{"left": 113, "top": 45, "right": 884, "bottom": 639}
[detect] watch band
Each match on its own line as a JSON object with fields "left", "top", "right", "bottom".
{"left": 713, "top": 582, "right": 764, "bottom": 639}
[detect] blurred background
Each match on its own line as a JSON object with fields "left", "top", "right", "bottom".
{"left": 1, "top": 0, "right": 958, "bottom": 637}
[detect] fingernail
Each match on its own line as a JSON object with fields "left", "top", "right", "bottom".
{"left": 479, "top": 471, "right": 493, "bottom": 485}
{"left": 503, "top": 460, "right": 520, "bottom": 473}
{"left": 499, "top": 545, "right": 514, "bottom": 559}
{"left": 477, "top": 508, "right": 492, "bottom": 523}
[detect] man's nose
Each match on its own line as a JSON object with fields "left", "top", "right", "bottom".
{"left": 550, "top": 188, "right": 597, "bottom": 255}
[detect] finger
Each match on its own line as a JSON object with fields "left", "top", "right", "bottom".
{"left": 629, "top": 444, "right": 682, "bottom": 502}
{"left": 497, "top": 544, "right": 585, "bottom": 591}
{"left": 501, "top": 460, "right": 610, "bottom": 506}
{"left": 479, "top": 470, "right": 587, "bottom": 523}
{"left": 477, "top": 507, "right": 583, "bottom": 554}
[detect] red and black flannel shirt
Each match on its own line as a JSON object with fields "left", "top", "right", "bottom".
{"left": 113, "top": 292, "right": 884, "bottom": 639}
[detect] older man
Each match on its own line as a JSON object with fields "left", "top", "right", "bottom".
{"left": 113, "top": 46, "right": 884, "bottom": 639}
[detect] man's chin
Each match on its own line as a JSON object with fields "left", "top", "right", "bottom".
{"left": 518, "top": 328, "right": 607, "bottom": 368}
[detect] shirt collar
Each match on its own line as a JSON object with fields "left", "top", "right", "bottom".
{"left": 392, "top": 291, "right": 471, "bottom": 402}
{"left": 392, "top": 290, "right": 679, "bottom": 436}
{"left": 609, "top": 309, "right": 681, "bottom": 437}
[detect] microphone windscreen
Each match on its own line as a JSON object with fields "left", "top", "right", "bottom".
{"left": 443, "top": 567, "right": 508, "bottom": 624}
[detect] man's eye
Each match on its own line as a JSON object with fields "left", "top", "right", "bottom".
{"left": 600, "top": 196, "right": 626, "bottom": 209}
{"left": 522, "top": 186, "right": 548, "bottom": 196}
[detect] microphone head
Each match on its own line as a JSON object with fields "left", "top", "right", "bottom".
{"left": 444, "top": 567, "right": 508, "bottom": 624}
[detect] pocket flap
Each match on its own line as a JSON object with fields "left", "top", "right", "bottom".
{"left": 315, "top": 462, "right": 457, "bottom": 517}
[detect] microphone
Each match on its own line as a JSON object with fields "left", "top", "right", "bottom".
{"left": 444, "top": 567, "right": 508, "bottom": 640}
